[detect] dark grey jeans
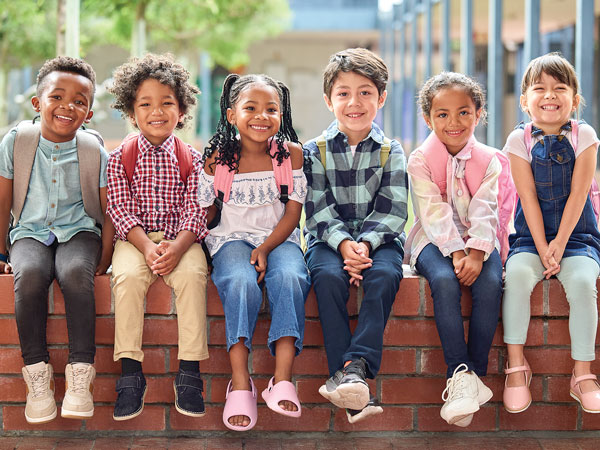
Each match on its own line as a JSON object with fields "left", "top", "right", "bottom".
{"left": 11, "top": 231, "right": 101, "bottom": 365}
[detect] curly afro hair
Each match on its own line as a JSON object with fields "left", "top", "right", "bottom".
{"left": 36, "top": 56, "right": 96, "bottom": 104}
{"left": 109, "top": 53, "right": 199, "bottom": 129}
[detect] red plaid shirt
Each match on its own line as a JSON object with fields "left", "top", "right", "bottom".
{"left": 107, "top": 134, "right": 208, "bottom": 242}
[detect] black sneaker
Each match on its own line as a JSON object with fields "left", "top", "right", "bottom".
{"left": 173, "top": 369, "right": 205, "bottom": 417}
{"left": 318, "top": 358, "right": 369, "bottom": 410}
{"left": 113, "top": 371, "right": 146, "bottom": 421}
{"left": 346, "top": 396, "right": 384, "bottom": 424}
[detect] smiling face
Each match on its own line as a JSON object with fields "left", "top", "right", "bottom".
{"left": 424, "top": 86, "right": 482, "bottom": 156}
{"left": 324, "top": 71, "right": 386, "bottom": 146}
{"left": 31, "top": 71, "right": 94, "bottom": 143}
{"left": 130, "top": 78, "right": 183, "bottom": 147}
{"left": 226, "top": 82, "right": 281, "bottom": 145}
{"left": 521, "top": 71, "right": 579, "bottom": 135}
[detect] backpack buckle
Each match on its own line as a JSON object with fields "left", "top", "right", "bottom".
{"left": 280, "top": 185, "right": 289, "bottom": 204}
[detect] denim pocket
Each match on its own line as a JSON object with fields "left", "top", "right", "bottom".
{"left": 533, "top": 149, "right": 572, "bottom": 201}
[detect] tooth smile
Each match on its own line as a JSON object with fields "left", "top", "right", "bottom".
{"left": 250, "top": 125, "right": 269, "bottom": 130}
{"left": 542, "top": 105, "right": 559, "bottom": 110}
{"left": 55, "top": 115, "right": 73, "bottom": 121}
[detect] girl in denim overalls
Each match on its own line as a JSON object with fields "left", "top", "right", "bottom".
{"left": 503, "top": 53, "right": 600, "bottom": 414}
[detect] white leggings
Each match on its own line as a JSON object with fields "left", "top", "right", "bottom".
{"left": 503, "top": 252, "right": 599, "bottom": 361}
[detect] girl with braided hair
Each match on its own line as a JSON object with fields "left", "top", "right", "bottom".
{"left": 199, "top": 74, "right": 310, "bottom": 431}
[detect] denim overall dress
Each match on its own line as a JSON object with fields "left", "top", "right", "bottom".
{"left": 507, "top": 122, "right": 600, "bottom": 266}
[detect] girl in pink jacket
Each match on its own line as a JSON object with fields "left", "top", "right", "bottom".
{"left": 406, "top": 72, "right": 504, "bottom": 428}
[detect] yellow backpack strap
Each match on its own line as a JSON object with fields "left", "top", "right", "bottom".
{"left": 316, "top": 133, "right": 327, "bottom": 169}
{"left": 380, "top": 137, "right": 392, "bottom": 167}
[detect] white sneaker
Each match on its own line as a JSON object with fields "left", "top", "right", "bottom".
{"left": 61, "top": 363, "right": 95, "bottom": 419}
{"left": 440, "top": 364, "right": 479, "bottom": 425}
{"left": 452, "top": 374, "right": 493, "bottom": 427}
{"left": 22, "top": 362, "right": 57, "bottom": 424}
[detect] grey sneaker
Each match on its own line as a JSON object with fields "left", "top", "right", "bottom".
{"left": 452, "top": 373, "right": 493, "bottom": 428}
{"left": 346, "top": 396, "right": 383, "bottom": 424}
{"left": 61, "top": 363, "right": 95, "bottom": 419}
{"left": 22, "top": 362, "right": 57, "bottom": 424}
{"left": 440, "top": 364, "right": 480, "bottom": 426}
{"left": 318, "top": 358, "right": 370, "bottom": 410}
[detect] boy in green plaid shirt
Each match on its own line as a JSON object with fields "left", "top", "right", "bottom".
{"left": 303, "top": 48, "right": 408, "bottom": 423}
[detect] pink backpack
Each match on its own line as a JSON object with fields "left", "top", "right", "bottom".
{"left": 523, "top": 120, "right": 600, "bottom": 223}
{"left": 207, "top": 139, "right": 293, "bottom": 229}
{"left": 422, "top": 133, "right": 517, "bottom": 263}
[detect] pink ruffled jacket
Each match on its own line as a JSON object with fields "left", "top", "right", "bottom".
{"left": 405, "top": 133, "right": 502, "bottom": 268}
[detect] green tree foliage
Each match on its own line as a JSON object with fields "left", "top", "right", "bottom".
{"left": 82, "top": 0, "right": 291, "bottom": 68}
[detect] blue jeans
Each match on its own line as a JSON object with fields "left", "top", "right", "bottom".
{"left": 211, "top": 240, "right": 310, "bottom": 356}
{"left": 306, "top": 241, "right": 404, "bottom": 378}
{"left": 11, "top": 232, "right": 101, "bottom": 365}
{"left": 416, "top": 244, "right": 502, "bottom": 378}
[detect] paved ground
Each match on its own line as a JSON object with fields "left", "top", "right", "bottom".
{"left": 1, "top": 435, "right": 600, "bottom": 449}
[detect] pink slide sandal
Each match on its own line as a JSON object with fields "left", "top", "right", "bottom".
{"left": 223, "top": 378, "right": 258, "bottom": 431}
{"left": 261, "top": 376, "right": 302, "bottom": 418}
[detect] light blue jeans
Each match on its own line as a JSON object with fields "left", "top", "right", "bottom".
{"left": 503, "top": 252, "right": 599, "bottom": 361}
{"left": 211, "top": 240, "right": 310, "bottom": 356}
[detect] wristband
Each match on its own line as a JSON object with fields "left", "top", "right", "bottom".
{"left": 0, "top": 253, "right": 7, "bottom": 263}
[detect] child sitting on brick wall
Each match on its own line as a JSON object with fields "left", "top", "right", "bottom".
{"left": 200, "top": 74, "right": 310, "bottom": 431}
{"left": 303, "top": 48, "right": 408, "bottom": 424}
{"left": 406, "top": 72, "right": 504, "bottom": 427}
{"left": 106, "top": 53, "right": 208, "bottom": 421}
{"left": 0, "top": 56, "right": 114, "bottom": 424}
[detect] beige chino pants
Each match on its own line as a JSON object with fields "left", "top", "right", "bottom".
{"left": 112, "top": 232, "right": 209, "bottom": 362}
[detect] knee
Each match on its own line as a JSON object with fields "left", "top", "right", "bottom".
{"left": 428, "top": 273, "right": 461, "bottom": 298}
{"left": 311, "top": 265, "right": 346, "bottom": 288}
{"left": 504, "top": 263, "right": 538, "bottom": 292}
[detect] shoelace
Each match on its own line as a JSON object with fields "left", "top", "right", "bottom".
{"left": 441, "top": 363, "right": 470, "bottom": 402}
{"left": 343, "top": 360, "right": 366, "bottom": 377}
{"left": 29, "top": 369, "right": 50, "bottom": 399}
{"left": 68, "top": 366, "right": 90, "bottom": 394}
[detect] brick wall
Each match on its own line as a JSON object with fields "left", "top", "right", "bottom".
{"left": 0, "top": 270, "right": 599, "bottom": 435}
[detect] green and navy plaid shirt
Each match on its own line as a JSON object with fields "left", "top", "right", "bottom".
{"left": 303, "top": 120, "right": 408, "bottom": 252}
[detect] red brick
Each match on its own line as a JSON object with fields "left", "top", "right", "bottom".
{"left": 209, "top": 377, "right": 231, "bottom": 403}
{"left": 0, "top": 349, "right": 22, "bottom": 374}
{"left": 0, "top": 318, "right": 20, "bottom": 344}
{"left": 45, "top": 318, "right": 68, "bottom": 344}
{"left": 145, "top": 376, "right": 175, "bottom": 403}
{"left": 524, "top": 318, "right": 544, "bottom": 346}
{"left": 417, "top": 405, "right": 496, "bottom": 431}
{"left": 0, "top": 275, "right": 14, "bottom": 313}
{"left": 526, "top": 349, "right": 572, "bottom": 374}
{"left": 91, "top": 438, "right": 135, "bottom": 449}
{"left": 582, "top": 409, "right": 600, "bottom": 430}
{"left": 420, "top": 348, "right": 501, "bottom": 376}
{"left": 206, "top": 282, "right": 224, "bottom": 316}
{"left": 131, "top": 437, "right": 170, "bottom": 448}
{"left": 95, "top": 318, "right": 115, "bottom": 345}
{"left": 530, "top": 281, "right": 545, "bottom": 316}
{"left": 176, "top": 347, "right": 230, "bottom": 374}
{"left": 301, "top": 320, "right": 324, "bottom": 346}
{"left": 255, "top": 405, "right": 331, "bottom": 431}
{"left": 250, "top": 348, "right": 328, "bottom": 376}
{"left": 209, "top": 319, "right": 227, "bottom": 345}
{"left": 546, "top": 319, "right": 571, "bottom": 346}
{"left": 296, "top": 377, "right": 328, "bottom": 404}
{"left": 85, "top": 405, "right": 165, "bottom": 430}
{"left": 304, "top": 291, "right": 319, "bottom": 318}
{"left": 392, "top": 276, "right": 420, "bottom": 316}
{"left": 92, "top": 376, "right": 118, "bottom": 402}
{"left": 546, "top": 375, "right": 572, "bottom": 402}
{"left": 383, "top": 319, "right": 440, "bottom": 346}
{"left": 94, "top": 275, "right": 113, "bottom": 315}
{"left": 2, "top": 406, "right": 81, "bottom": 431}
{"left": 333, "top": 405, "right": 413, "bottom": 431}
{"left": 145, "top": 279, "right": 173, "bottom": 314}
{"left": 500, "top": 404, "right": 577, "bottom": 430}
{"left": 143, "top": 318, "right": 179, "bottom": 345}
{"left": 47, "top": 349, "right": 69, "bottom": 372}
{"left": 379, "top": 349, "right": 416, "bottom": 374}
{"left": 0, "top": 377, "right": 25, "bottom": 401}
{"left": 381, "top": 377, "right": 445, "bottom": 404}
{"left": 547, "top": 278, "right": 569, "bottom": 316}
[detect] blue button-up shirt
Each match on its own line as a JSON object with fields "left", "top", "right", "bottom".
{"left": 0, "top": 128, "right": 108, "bottom": 245}
{"left": 303, "top": 120, "right": 408, "bottom": 251}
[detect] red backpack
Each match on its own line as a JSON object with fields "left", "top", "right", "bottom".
{"left": 120, "top": 133, "right": 193, "bottom": 186}
{"left": 207, "top": 139, "right": 293, "bottom": 229}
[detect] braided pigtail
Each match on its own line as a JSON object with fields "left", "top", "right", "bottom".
{"left": 204, "top": 74, "right": 242, "bottom": 172}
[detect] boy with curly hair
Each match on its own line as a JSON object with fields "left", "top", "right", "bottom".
{"left": 0, "top": 56, "right": 113, "bottom": 424}
{"left": 107, "top": 53, "right": 208, "bottom": 421}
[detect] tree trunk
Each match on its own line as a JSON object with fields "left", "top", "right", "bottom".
{"left": 56, "top": 0, "right": 66, "bottom": 56}
{"left": 131, "top": 0, "right": 149, "bottom": 57}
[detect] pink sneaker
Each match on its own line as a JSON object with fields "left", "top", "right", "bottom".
{"left": 570, "top": 373, "right": 600, "bottom": 413}
{"left": 503, "top": 359, "right": 532, "bottom": 413}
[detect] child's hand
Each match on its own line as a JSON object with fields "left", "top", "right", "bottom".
{"left": 543, "top": 239, "right": 565, "bottom": 278}
{"left": 250, "top": 245, "right": 269, "bottom": 284}
{"left": 0, "top": 261, "right": 11, "bottom": 274}
{"left": 451, "top": 250, "right": 468, "bottom": 271}
{"left": 339, "top": 240, "right": 372, "bottom": 285}
{"left": 95, "top": 250, "right": 112, "bottom": 275}
{"left": 151, "top": 241, "right": 185, "bottom": 276}
{"left": 454, "top": 251, "right": 484, "bottom": 286}
{"left": 142, "top": 243, "right": 161, "bottom": 269}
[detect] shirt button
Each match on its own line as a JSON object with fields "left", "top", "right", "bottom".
{"left": 154, "top": 186, "right": 159, "bottom": 192}
{"left": 52, "top": 179, "right": 56, "bottom": 183}
{"left": 155, "top": 165, "right": 161, "bottom": 171}
{"left": 54, "top": 145, "right": 59, "bottom": 150}
{"left": 50, "top": 204, "right": 55, "bottom": 208}
{"left": 457, "top": 189, "right": 463, "bottom": 196}
{"left": 155, "top": 205, "right": 160, "bottom": 211}
{"left": 47, "top": 221, "right": 52, "bottom": 226}
{"left": 52, "top": 157, "right": 57, "bottom": 161}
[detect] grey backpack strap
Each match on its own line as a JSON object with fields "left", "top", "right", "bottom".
{"left": 12, "top": 121, "right": 41, "bottom": 225}
{"left": 76, "top": 130, "right": 104, "bottom": 226}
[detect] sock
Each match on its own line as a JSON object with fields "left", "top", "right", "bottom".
{"left": 121, "top": 358, "right": 142, "bottom": 375}
{"left": 179, "top": 360, "right": 199, "bottom": 373}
